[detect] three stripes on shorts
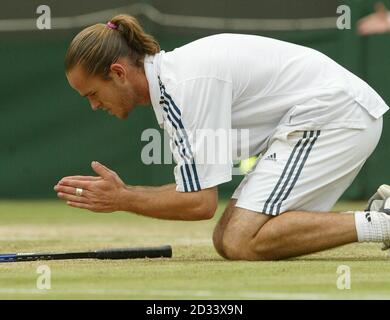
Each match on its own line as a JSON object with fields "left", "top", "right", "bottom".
{"left": 263, "top": 130, "right": 321, "bottom": 215}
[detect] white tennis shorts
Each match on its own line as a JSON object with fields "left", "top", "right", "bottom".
{"left": 232, "top": 110, "right": 383, "bottom": 215}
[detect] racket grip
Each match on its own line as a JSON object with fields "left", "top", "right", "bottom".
{"left": 95, "top": 245, "right": 172, "bottom": 259}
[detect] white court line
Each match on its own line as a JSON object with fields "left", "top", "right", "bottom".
{"left": 0, "top": 2, "right": 337, "bottom": 32}
{"left": 0, "top": 288, "right": 389, "bottom": 299}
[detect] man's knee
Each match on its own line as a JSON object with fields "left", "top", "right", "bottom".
{"left": 220, "top": 214, "right": 277, "bottom": 261}
{"left": 212, "top": 225, "right": 228, "bottom": 259}
{"left": 221, "top": 231, "right": 276, "bottom": 261}
{"left": 212, "top": 219, "right": 251, "bottom": 260}
{"left": 221, "top": 233, "right": 246, "bottom": 260}
{"left": 212, "top": 214, "right": 251, "bottom": 260}
{"left": 212, "top": 200, "right": 237, "bottom": 259}
{"left": 213, "top": 206, "right": 273, "bottom": 260}
{"left": 221, "top": 230, "right": 258, "bottom": 260}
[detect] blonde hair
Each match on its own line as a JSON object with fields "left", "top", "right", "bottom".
{"left": 65, "top": 14, "right": 160, "bottom": 77}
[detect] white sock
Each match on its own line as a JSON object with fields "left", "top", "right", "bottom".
{"left": 354, "top": 211, "right": 390, "bottom": 242}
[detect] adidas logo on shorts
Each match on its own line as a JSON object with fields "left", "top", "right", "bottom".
{"left": 264, "top": 153, "right": 277, "bottom": 161}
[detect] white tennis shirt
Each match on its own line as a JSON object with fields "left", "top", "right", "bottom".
{"left": 144, "top": 33, "right": 388, "bottom": 192}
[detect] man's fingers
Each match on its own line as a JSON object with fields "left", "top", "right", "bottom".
{"left": 60, "top": 176, "right": 101, "bottom": 181}
{"left": 57, "top": 192, "right": 91, "bottom": 204}
{"left": 57, "top": 179, "right": 92, "bottom": 190}
{"left": 54, "top": 185, "right": 75, "bottom": 194}
{"left": 54, "top": 185, "right": 92, "bottom": 196}
{"left": 67, "top": 201, "right": 105, "bottom": 213}
{"left": 91, "top": 161, "right": 113, "bottom": 179}
{"left": 67, "top": 201, "right": 94, "bottom": 211}
{"left": 99, "top": 163, "right": 117, "bottom": 175}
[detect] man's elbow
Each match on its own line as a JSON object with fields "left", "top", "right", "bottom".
{"left": 193, "top": 188, "right": 218, "bottom": 220}
{"left": 196, "top": 203, "right": 217, "bottom": 220}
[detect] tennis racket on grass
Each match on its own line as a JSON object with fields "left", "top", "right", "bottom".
{"left": 0, "top": 245, "right": 172, "bottom": 262}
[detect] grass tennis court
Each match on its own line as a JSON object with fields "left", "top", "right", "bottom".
{"left": 1, "top": 200, "right": 390, "bottom": 300}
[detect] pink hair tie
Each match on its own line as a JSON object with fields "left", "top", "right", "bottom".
{"left": 106, "top": 21, "right": 118, "bottom": 30}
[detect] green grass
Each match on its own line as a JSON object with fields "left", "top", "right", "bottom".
{"left": 0, "top": 200, "right": 390, "bottom": 300}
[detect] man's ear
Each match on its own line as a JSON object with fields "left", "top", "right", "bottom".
{"left": 109, "top": 63, "right": 126, "bottom": 81}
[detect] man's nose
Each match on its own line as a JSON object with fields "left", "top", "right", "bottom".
{"left": 88, "top": 98, "right": 101, "bottom": 111}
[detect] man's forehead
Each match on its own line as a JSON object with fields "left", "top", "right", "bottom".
{"left": 67, "top": 66, "right": 93, "bottom": 95}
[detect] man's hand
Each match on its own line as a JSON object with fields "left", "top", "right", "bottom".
{"left": 357, "top": 2, "right": 390, "bottom": 35}
{"left": 54, "top": 161, "right": 127, "bottom": 213}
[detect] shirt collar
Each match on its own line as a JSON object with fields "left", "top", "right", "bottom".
{"left": 144, "top": 52, "right": 164, "bottom": 128}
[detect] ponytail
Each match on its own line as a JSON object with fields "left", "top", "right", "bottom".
{"left": 65, "top": 14, "right": 160, "bottom": 77}
{"left": 111, "top": 15, "right": 160, "bottom": 58}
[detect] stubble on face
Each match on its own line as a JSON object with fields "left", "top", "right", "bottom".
{"left": 110, "top": 80, "right": 137, "bottom": 119}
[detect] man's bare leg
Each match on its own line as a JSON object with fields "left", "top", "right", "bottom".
{"left": 250, "top": 211, "right": 357, "bottom": 260}
{"left": 218, "top": 207, "right": 358, "bottom": 261}
{"left": 212, "top": 200, "right": 237, "bottom": 259}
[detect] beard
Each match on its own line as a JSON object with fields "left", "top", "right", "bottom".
{"left": 115, "top": 91, "right": 136, "bottom": 119}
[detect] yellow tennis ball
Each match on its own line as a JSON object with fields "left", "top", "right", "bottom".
{"left": 239, "top": 156, "right": 257, "bottom": 174}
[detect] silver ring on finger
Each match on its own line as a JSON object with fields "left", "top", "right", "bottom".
{"left": 75, "top": 188, "right": 83, "bottom": 197}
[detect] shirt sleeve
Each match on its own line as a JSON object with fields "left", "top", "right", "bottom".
{"left": 160, "top": 77, "right": 233, "bottom": 192}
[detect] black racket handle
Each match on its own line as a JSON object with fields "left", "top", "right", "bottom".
{"left": 94, "top": 245, "right": 172, "bottom": 259}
